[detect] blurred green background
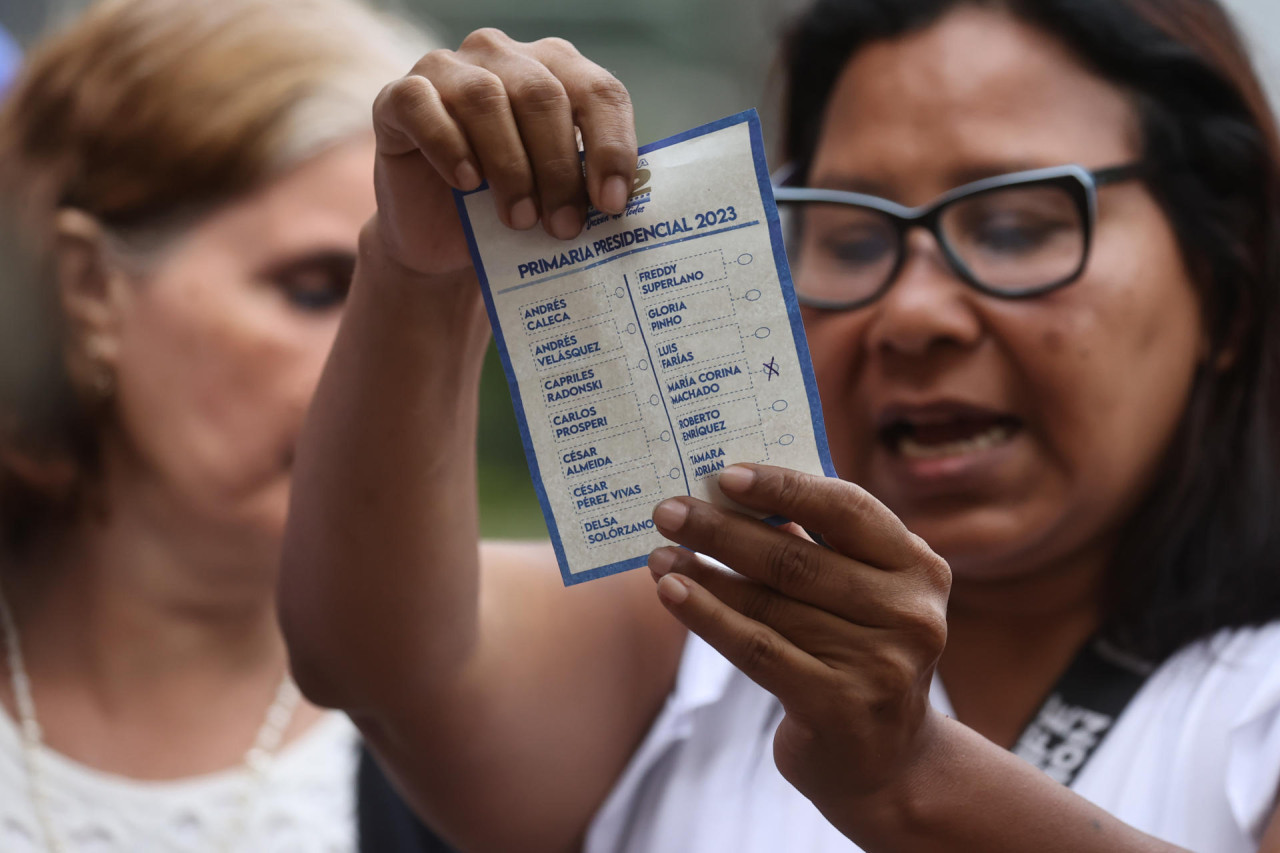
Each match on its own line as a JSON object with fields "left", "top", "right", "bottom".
{"left": 3, "top": 0, "right": 1278, "bottom": 538}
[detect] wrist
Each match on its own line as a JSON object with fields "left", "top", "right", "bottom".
{"left": 354, "top": 216, "right": 491, "bottom": 357}
{"left": 822, "top": 712, "right": 1183, "bottom": 853}
{"left": 818, "top": 709, "right": 958, "bottom": 850}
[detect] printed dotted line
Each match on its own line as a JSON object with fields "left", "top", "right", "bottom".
{"left": 674, "top": 396, "right": 764, "bottom": 448}
{"left": 654, "top": 321, "right": 745, "bottom": 351}
{"left": 560, "top": 426, "right": 650, "bottom": 480}
{"left": 547, "top": 387, "right": 641, "bottom": 420}
{"left": 579, "top": 438, "right": 668, "bottom": 534}
{"left": 531, "top": 318, "right": 625, "bottom": 374}
{"left": 584, "top": 526, "right": 663, "bottom": 552}
{"left": 645, "top": 311, "right": 739, "bottom": 337}
{"left": 651, "top": 329, "right": 747, "bottom": 377}
{"left": 530, "top": 342, "right": 621, "bottom": 374}
{"left": 516, "top": 280, "right": 607, "bottom": 316}
{"left": 671, "top": 390, "right": 761, "bottom": 421}
{"left": 633, "top": 249, "right": 728, "bottom": 289}
{"left": 587, "top": 283, "right": 688, "bottom": 494}
{"left": 677, "top": 423, "right": 765, "bottom": 453}
{"left": 549, "top": 391, "right": 645, "bottom": 445}
{"left": 544, "top": 365, "right": 636, "bottom": 417}
{"left": 688, "top": 429, "right": 768, "bottom": 479}
{"left": 671, "top": 353, "right": 747, "bottom": 375}
{"left": 563, "top": 458, "right": 656, "bottom": 488}
{"left": 641, "top": 429, "right": 684, "bottom": 465}
{"left": 732, "top": 228, "right": 771, "bottom": 460}
{"left": 634, "top": 413, "right": 691, "bottom": 496}
{"left": 539, "top": 355, "right": 635, "bottom": 410}
{"left": 752, "top": 399, "right": 778, "bottom": 464}
{"left": 663, "top": 360, "right": 753, "bottom": 411}
{"left": 518, "top": 309, "right": 612, "bottom": 338}
{"left": 517, "top": 286, "right": 615, "bottom": 341}
{"left": 659, "top": 352, "right": 749, "bottom": 376}
{"left": 714, "top": 272, "right": 760, "bottom": 461}
{"left": 739, "top": 280, "right": 772, "bottom": 450}
{"left": 637, "top": 284, "right": 734, "bottom": 323}
{"left": 573, "top": 473, "right": 666, "bottom": 519}
{"left": 580, "top": 497, "right": 659, "bottom": 523}
{"left": 686, "top": 432, "right": 769, "bottom": 480}
{"left": 526, "top": 310, "right": 621, "bottom": 351}
{"left": 552, "top": 308, "right": 616, "bottom": 328}
{"left": 633, "top": 280, "right": 732, "bottom": 308}
{"left": 747, "top": 361, "right": 803, "bottom": 397}
{"left": 567, "top": 461, "right": 662, "bottom": 518}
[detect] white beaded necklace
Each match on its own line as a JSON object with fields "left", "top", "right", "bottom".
{"left": 0, "top": 580, "right": 302, "bottom": 852}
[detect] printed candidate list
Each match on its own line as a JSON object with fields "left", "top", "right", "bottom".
{"left": 456, "top": 110, "right": 834, "bottom": 585}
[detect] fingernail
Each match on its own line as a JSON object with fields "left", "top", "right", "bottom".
{"left": 653, "top": 500, "right": 689, "bottom": 532}
{"left": 601, "top": 175, "right": 629, "bottom": 214}
{"left": 549, "top": 205, "right": 582, "bottom": 240}
{"left": 648, "top": 547, "right": 677, "bottom": 577}
{"left": 455, "top": 161, "right": 481, "bottom": 191}
{"left": 656, "top": 574, "right": 689, "bottom": 604}
{"left": 510, "top": 197, "right": 538, "bottom": 230}
{"left": 718, "top": 465, "right": 755, "bottom": 492}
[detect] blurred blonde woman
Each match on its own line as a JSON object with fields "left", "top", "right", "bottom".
{"left": 0, "top": 1, "right": 448, "bottom": 850}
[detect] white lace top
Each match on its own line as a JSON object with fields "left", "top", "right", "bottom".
{"left": 0, "top": 708, "right": 359, "bottom": 852}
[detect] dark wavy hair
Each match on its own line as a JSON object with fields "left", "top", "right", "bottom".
{"left": 781, "top": 0, "right": 1280, "bottom": 661}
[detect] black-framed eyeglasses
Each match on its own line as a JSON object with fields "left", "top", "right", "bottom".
{"left": 773, "top": 163, "right": 1145, "bottom": 311}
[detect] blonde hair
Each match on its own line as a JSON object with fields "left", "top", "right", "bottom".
{"left": 0, "top": 0, "right": 433, "bottom": 551}
{"left": 2, "top": 0, "right": 428, "bottom": 234}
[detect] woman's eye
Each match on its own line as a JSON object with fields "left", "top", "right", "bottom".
{"left": 971, "top": 216, "right": 1070, "bottom": 254}
{"left": 270, "top": 255, "right": 355, "bottom": 311}
{"left": 819, "top": 230, "right": 894, "bottom": 267}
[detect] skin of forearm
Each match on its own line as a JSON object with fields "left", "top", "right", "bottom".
{"left": 1262, "top": 805, "right": 1280, "bottom": 852}
{"left": 279, "top": 218, "right": 492, "bottom": 712}
{"left": 827, "top": 713, "right": 1190, "bottom": 853}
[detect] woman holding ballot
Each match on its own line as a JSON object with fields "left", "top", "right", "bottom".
{"left": 280, "top": 0, "right": 1280, "bottom": 850}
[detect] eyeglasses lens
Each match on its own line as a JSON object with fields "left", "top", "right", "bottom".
{"left": 940, "top": 184, "right": 1086, "bottom": 293}
{"left": 779, "top": 181, "right": 1087, "bottom": 307}
{"left": 779, "top": 201, "right": 898, "bottom": 307}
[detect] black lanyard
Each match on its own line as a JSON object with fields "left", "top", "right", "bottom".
{"left": 1009, "top": 638, "right": 1154, "bottom": 787}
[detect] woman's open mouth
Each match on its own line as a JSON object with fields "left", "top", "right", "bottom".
{"left": 878, "top": 406, "right": 1022, "bottom": 462}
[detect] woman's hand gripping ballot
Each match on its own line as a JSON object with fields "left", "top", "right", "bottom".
{"left": 367, "top": 27, "right": 637, "bottom": 278}
{"left": 648, "top": 464, "right": 953, "bottom": 829}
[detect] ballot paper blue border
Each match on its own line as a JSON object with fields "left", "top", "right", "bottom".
{"left": 455, "top": 109, "right": 836, "bottom": 586}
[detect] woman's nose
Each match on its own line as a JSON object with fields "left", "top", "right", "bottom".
{"left": 861, "top": 229, "right": 984, "bottom": 360}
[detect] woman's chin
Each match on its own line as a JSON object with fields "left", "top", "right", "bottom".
{"left": 894, "top": 506, "right": 1058, "bottom": 584}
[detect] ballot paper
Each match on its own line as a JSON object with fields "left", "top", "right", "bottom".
{"left": 455, "top": 110, "right": 835, "bottom": 585}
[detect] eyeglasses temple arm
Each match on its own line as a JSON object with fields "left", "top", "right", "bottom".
{"left": 1092, "top": 162, "right": 1147, "bottom": 187}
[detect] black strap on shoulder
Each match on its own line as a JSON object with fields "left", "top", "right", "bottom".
{"left": 356, "top": 744, "right": 458, "bottom": 853}
{"left": 1010, "top": 638, "right": 1153, "bottom": 787}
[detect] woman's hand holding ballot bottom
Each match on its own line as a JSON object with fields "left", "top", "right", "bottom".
{"left": 643, "top": 463, "right": 1175, "bottom": 851}
{"left": 648, "top": 463, "right": 951, "bottom": 811}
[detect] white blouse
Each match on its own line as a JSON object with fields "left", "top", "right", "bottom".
{"left": 0, "top": 708, "right": 359, "bottom": 852}
{"left": 587, "top": 622, "right": 1280, "bottom": 853}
